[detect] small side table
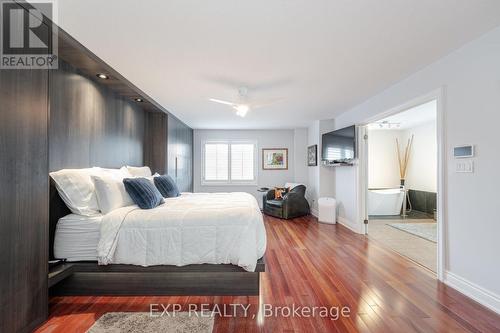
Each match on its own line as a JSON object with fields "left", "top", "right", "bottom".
{"left": 48, "top": 261, "right": 74, "bottom": 288}
{"left": 257, "top": 187, "right": 270, "bottom": 211}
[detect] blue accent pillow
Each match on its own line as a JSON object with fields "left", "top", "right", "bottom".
{"left": 154, "top": 174, "right": 180, "bottom": 198}
{"left": 123, "top": 178, "right": 164, "bottom": 209}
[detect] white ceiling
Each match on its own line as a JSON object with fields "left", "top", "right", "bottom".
{"left": 368, "top": 100, "right": 436, "bottom": 130}
{"left": 55, "top": 0, "right": 500, "bottom": 129}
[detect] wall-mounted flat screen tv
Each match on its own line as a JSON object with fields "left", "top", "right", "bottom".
{"left": 321, "top": 125, "right": 356, "bottom": 163}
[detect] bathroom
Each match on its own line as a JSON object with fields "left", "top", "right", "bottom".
{"left": 366, "top": 100, "right": 437, "bottom": 272}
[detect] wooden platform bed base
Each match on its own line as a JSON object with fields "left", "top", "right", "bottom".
{"left": 50, "top": 259, "right": 265, "bottom": 296}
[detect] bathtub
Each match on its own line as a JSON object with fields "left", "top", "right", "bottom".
{"left": 368, "top": 188, "right": 404, "bottom": 216}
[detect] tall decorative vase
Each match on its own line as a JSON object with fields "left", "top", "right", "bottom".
{"left": 396, "top": 135, "right": 413, "bottom": 219}
{"left": 400, "top": 179, "right": 407, "bottom": 218}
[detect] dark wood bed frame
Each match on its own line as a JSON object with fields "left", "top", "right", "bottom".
{"left": 49, "top": 184, "right": 265, "bottom": 296}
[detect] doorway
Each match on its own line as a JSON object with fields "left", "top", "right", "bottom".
{"left": 357, "top": 90, "right": 445, "bottom": 278}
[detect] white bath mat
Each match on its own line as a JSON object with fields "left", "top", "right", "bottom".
{"left": 388, "top": 222, "right": 437, "bottom": 243}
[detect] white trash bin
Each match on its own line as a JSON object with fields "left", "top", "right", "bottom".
{"left": 318, "top": 197, "right": 336, "bottom": 224}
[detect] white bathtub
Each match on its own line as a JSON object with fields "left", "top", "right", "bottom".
{"left": 368, "top": 188, "right": 404, "bottom": 216}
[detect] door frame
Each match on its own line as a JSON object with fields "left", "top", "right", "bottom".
{"left": 356, "top": 88, "right": 446, "bottom": 281}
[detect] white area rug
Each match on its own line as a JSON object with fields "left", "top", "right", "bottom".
{"left": 87, "top": 312, "right": 214, "bottom": 333}
{"left": 388, "top": 222, "right": 437, "bottom": 243}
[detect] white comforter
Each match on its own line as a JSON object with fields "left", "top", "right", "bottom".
{"left": 97, "top": 192, "right": 266, "bottom": 272}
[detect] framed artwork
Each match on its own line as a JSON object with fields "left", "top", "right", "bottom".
{"left": 308, "top": 144, "right": 317, "bottom": 166}
{"left": 262, "top": 148, "right": 288, "bottom": 170}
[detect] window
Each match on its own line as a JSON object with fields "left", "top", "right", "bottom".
{"left": 202, "top": 141, "right": 257, "bottom": 185}
{"left": 204, "top": 143, "right": 229, "bottom": 181}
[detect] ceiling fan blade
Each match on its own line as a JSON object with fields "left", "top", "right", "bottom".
{"left": 209, "top": 98, "right": 237, "bottom": 106}
{"left": 250, "top": 98, "right": 284, "bottom": 109}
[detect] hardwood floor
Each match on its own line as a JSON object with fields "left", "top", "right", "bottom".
{"left": 36, "top": 215, "right": 500, "bottom": 332}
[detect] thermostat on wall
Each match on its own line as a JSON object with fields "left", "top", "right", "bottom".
{"left": 454, "top": 145, "right": 474, "bottom": 158}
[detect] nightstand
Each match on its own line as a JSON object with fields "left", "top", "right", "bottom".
{"left": 48, "top": 261, "right": 75, "bottom": 288}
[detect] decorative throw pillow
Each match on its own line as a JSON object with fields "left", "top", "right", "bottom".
{"left": 154, "top": 175, "right": 180, "bottom": 198}
{"left": 123, "top": 178, "right": 164, "bottom": 209}
{"left": 274, "top": 187, "right": 289, "bottom": 200}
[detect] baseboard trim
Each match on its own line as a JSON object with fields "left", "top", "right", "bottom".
{"left": 444, "top": 271, "right": 500, "bottom": 314}
{"left": 337, "top": 216, "right": 363, "bottom": 234}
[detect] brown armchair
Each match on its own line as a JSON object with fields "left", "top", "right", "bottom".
{"left": 263, "top": 184, "right": 310, "bottom": 219}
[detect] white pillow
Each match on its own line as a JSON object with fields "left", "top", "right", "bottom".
{"left": 50, "top": 168, "right": 101, "bottom": 216}
{"left": 98, "top": 166, "right": 132, "bottom": 179}
{"left": 91, "top": 173, "right": 134, "bottom": 214}
{"left": 126, "top": 166, "right": 152, "bottom": 177}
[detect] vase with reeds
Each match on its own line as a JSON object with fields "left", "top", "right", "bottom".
{"left": 396, "top": 135, "right": 414, "bottom": 217}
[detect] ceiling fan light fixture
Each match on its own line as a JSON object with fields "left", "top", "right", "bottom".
{"left": 235, "top": 104, "right": 250, "bottom": 117}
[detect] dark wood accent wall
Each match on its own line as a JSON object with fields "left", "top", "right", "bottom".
{"left": 48, "top": 59, "right": 146, "bottom": 260}
{"left": 2, "top": 2, "right": 193, "bottom": 331}
{"left": 144, "top": 112, "right": 168, "bottom": 174}
{"left": 0, "top": 69, "right": 49, "bottom": 332}
{"left": 144, "top": 113, "right": 193, "bottom": 192}
{"left": 49, "top": 60, "right": 144, "bottom": 171}
{"left": 168, "top": 116, "right": 194, "bottom": 192}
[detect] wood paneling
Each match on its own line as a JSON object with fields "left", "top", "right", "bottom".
{"left": 36, "top": 215, "right": 500, "bottom": 333}
{"left": 0, "top": 67, "right": 49, "bottom": 332}
{"left": 49, "top": 60, "right": 145, "bottom": 171}
{"left": 2, "top": 3, "right": 193, "bottom": 332}
{"left": 144, "top": 112, "right": 168, "bottom": 174}
{"left": 167, "top": 115, "right": 193, "bottom": 192}
{"left": 49, "top": 260, "right": 264, "bottom": 296}
{"left": 48, "top": 59, "right": 146, "bottom": 260}
{"left": 51, "top": 272, "right": 260, "bottom": 296}
{"left": 144, "top": 113, "right": 193, "bottom": 191}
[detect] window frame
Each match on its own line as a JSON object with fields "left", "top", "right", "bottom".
{"left": 201, "top": 140, "right": 258, "bottom": 186}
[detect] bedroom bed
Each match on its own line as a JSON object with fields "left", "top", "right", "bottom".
{"left": 49, "top": 170, "right": 266, "bottom": 296}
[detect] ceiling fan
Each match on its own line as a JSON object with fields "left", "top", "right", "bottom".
{"left": 209, "top": 87, "right": 282, "bottom": 117}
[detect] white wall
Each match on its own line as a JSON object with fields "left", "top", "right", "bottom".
{"left": 307, "top": 121, "right": 320, "bottom": 213}
{"left": 305, "top": 119, "right": 338, "bottom": 215}
{"left": 368, "top": 120, "right": 437, "bottom": 192}
{"left": 404, "top": 121, "right": 437, "bottom": 192}
{"left": 367, "top": 129, "right": 404, "bottom": 189}
{"left": 329, "top": 25, "right": 500, "bottom": 310}
{"left": 193, "top": 129, "right": 308, "bottom": 205}
{"left": 293, "top": 128, "right": 308, "bottom": 185}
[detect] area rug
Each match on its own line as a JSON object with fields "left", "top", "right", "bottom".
{"left": 87, "top": 312, "right": 214, "bottom": 333}
{"left": 388, "top": 222, "right": 437, "bottom": 243}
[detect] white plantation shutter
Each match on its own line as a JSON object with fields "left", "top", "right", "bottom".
{"left": 204, "top": 143, "right": 229, "bottom": 181}
{"left": 203, "top": 141, "right": 256, "bottom": 184}
{"left": 231, "top": 144, "right": 255, "bottom": 181}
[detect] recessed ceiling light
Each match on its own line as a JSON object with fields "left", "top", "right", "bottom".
{"left": 96, "top": 73, "right": 109, "bottom": 80}
{"left": 134, "top": 98, "right": 144, "bottom": 102}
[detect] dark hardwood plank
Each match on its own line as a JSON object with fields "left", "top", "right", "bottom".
{"left": 35, "top": 215, "right": 500, "bottom": 332}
